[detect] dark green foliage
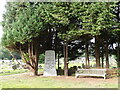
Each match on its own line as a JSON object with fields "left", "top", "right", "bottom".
{"left": 2, "top": 2, "right": 46, "bottom": 47}
{"left": 1, "top": 2, "right": 120, "bottom": 74}
{"left": 39, "top": 53, "right": 45, "bottom": 64}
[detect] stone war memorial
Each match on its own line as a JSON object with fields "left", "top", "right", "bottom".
{"left": 43, "top": 50, "right": 57, "bottom": 76}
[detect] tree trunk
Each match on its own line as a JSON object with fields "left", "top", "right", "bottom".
{"left": 64, "top": 41, "right": 68, "bottom": 76}
{"left": 34, "top": 41, "right": 39, "bottom": 76}
{"left": 30, "top": 67, "right": 38, "bottom": 76}
{"left": 101, "top": 46, "right": 104, "bottom": 68}
{"left": 117, "top": 42, "right": 120, "bottom": 76}
{"left": 28, "top": 40, "right": 39, "bottom": 76}
{"left": 65, "top": 42, "right": 68, "bottom": 76}
{"left": 47, "top": 28, "right": 52, "bottom": 50}
{"left": 105, "top": 36, "right": 109, "bottom": 68}
{"left": 117, "top": 42, "right": 120, "bottom": 69}
{"left": 85, "top": 43, "right": 90, "bottom": 68}
{"left": 95, "top": 36, "right": 100, "bottom": 68}
{"left": 58, "top": 51, "right": 60, "bottom": 70}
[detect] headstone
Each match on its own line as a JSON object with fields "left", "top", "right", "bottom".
{"left": 93, "top": 64, "right": 96, "bottom": 68}
{"left": 82, "top": 63, "right": 85, "bottom": 68}
{"left": 43, "top": 50, "right": 57, "bottom": 76}
{"left": 38, "top": 65, "right": 43, "bottom": 69}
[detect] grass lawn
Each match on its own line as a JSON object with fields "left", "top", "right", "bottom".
{"left": 0, "top": 73, "right": 118, "bottom": 88}
{"left": 0, "top": 63, "right": 118, "bottom": 88}
{"left": 0, "top": 69, "right": 28, "bottom": 76}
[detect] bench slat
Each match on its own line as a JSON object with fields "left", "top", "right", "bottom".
{"left": 75, "top": 69, "right": 107, "bottom": 79}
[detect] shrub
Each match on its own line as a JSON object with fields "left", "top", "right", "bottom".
{"left": 39, "top": 53, "right": 45, "bottom": 64}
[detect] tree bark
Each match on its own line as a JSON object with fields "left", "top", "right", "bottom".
{"left": 64, "top": 41, "right": 68, "bottom": 76}
{"left": 117, "top": 2, "right": 120, "bottom": 71}
{"left": 95, "top": 36, "right": 100, "bottom": 68}
{"left": 101, "top": 46, "right": 104, "bottom": 68}
{"left": 105, "top": 36, "right": 109, "bottom": 68}
{"left": 29, "top": 67, "right": 38, "bottom": 76}
{"left": 117, "top": 42, "right": 120, "bottom": 68}
{"left": 9, "top": 51, "right": 21, "bottom": 65}
{"left": 117, "top": 42, "right": 120, "bottom": 76}
{"left": 28, "top": 40, "right": 39, "bottom": 76}
{"left": 34, "top": 41, "right": 39, "bottom": 76}
{"left": 47, "top": 28, "right": 52, "bottom": 50}
{"left": 85, "top": 43, "right": 90, "bottom": 68}
{"left": 58, "top": 51, "right": 60, "bottom": 70}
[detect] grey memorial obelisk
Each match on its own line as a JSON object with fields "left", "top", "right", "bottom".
{"left": 43, "top": 50, "right": 57, "bottom": 76}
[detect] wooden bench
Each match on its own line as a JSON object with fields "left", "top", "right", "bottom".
{"left": 75, "top": 69, "right": 107, "bottom": 79}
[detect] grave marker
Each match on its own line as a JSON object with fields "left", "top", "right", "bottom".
{"left": 43, "top": 50, "right": 57, "bottom": 76}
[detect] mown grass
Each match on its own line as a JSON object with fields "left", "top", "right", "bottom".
{"left": 0, "top": 63, "right": 118, "bottom": 88}
{"left": 0, "top": 69, "right": 28, "bottom": 76}
{"left": 0, "top": 75, "right": 118, "bottom": 88}
{"left": 0, "top": 68, "right": 44, "bottom": 76}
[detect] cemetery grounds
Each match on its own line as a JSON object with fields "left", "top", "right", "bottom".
{"left": 0, "top": 72, "right": 118, "bottom": 88}
{"left": 0, "top": 60, "right": 119, "bottom": 88}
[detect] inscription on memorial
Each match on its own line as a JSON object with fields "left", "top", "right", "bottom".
{"left": 43, "top": 50, "right": 57, "bottom": 76}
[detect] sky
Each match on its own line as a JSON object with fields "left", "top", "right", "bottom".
{"left": 0, "top": 1, "right": 6, "bottom": 39}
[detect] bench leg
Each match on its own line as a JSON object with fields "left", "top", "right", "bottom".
{"left": 104, "top": 76, "right": 106, "bottom": 80}
{"left": 75, "top": 75, "right": 78, "bottom": 78}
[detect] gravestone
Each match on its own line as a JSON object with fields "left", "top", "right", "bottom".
{"left": 43, "top": 50, "right": 57, "bottom": 76}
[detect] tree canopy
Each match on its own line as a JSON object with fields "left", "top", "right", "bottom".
{"left": 1, "top": 2, "right": 120, "bottom": 76}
